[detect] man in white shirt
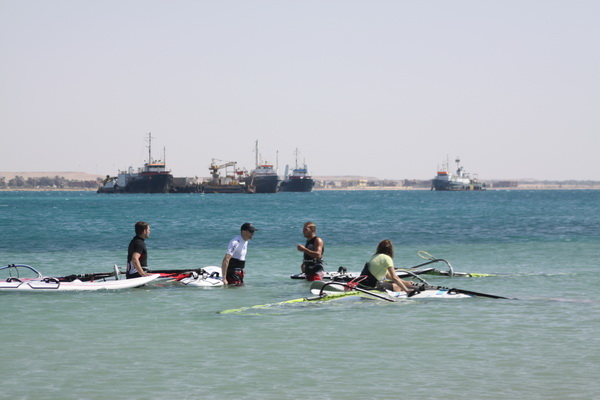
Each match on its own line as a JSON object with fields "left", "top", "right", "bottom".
{"left": 221, "top": 222, "right": 257, "bottom": 285}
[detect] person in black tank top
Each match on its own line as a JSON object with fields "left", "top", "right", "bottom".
{"left": 126, "top": 221, "right": 151, "bottom": 279}
{"left": 297, "top": 221, "right": 325, "bottom": 281}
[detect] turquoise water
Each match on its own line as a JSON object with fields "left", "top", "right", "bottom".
{"left": 1, "top": 190, "right": 599, "bottom": 399}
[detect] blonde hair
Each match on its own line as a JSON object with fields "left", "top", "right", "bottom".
{"left": 304, "top": 221, "right": 316, "bottom": 232}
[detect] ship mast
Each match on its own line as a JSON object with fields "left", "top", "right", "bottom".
{"left": 294, "top": 148, "right": 299, "bottom": 169}
{"left": 254, "top": 140, "right": 259, "bottom": 168}
{"left": 147, "top": 132, "right": 153, "bottom": 163}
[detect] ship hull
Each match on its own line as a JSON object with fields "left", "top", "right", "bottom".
{"left": 202, "top": 184, "right": 250, "bottom": 194}
{"left": 98, "top": 174, "right": 173, "bottom": 194}
{"left": 124, "top": 174, "right": 172, "bottom": 193}
{"left": 170, "top": 184, "right": 202, "bottom": 193}
{"left": 244, "top": 175, "right": 280, "bottom": 193}
{"left": 279, "top": 177, "right": 314, "bottom": 192}
{"left": 432, "top": 179, "right": 484, "bottom": 191}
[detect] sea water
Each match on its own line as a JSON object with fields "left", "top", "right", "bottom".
{"left": 1, "top": 190, "right": 599, "bottom": 400}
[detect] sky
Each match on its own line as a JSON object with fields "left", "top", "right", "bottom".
{"left": 1, "top": 0, "right": 599, "bottom": 180}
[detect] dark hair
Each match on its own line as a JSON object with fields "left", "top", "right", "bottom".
{"left": 241, "top": 222, "right": 257, "bottom": 233}
{"left": 375, "top": 239, "right": 394, "bottom": 258}
{"left": 135, "top": 221, "right": 149, "bottom": 235}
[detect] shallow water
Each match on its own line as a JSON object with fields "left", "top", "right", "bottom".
{"left": 1, "top": 190, "right": 599, "bottom": 399}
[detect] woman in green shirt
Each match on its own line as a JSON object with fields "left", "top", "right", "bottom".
{"left": 359, "top": 240, "right": 413, "bottom": 292}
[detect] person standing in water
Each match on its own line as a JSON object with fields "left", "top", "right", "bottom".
{"left": 126, "top": 221, "right": 151, "bottom": 279}
{"left": 221, "top": 222, "right": 257, "bottom": 286}
{"left": 297, "top": 221, "right": 325, "bottom": 281}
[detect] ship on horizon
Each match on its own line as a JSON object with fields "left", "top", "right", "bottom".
{"left": 97, "top": 133, "right": 173, "bottom": 194}
{"left": 279, "top": 148, "right": 314, "bottom": 192}
{"left": 242, "top": 141, "right": 280, "bottom": 193}
{"left": 431, "top": 157, "right": 485, "bottom": 191}
{"left": 201, "top": 159, "right": 252, "bottom": 193}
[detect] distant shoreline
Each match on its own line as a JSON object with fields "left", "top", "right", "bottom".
{"left": 2, "top": 172, "right": 599, "bottom": 191}
{"left": 2, "top": 185, "right": 599, "bottom": 192}
{"left": 316, "top": 185, "right": 600, "bottom": 191}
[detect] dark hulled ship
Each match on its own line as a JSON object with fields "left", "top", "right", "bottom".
{"left": 97, "top": 134, "right": 173, "bottom": 194}
{"left": 243, "top": 164, "right": 279, "bottom": 193}
{"left": 279, "top": 149, "right": 314, "bottom": 192}
{"left": 242, "top": 141, "right": 280, "bottom": 193}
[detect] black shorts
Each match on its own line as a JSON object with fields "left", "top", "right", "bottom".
{"left": 358, "top": 279, "right": 392, "bottom": 291}
{"left": 305, "top": 263, "right": 324, "bottom": 281}
{"left": 226, "top": 268, "right": 245, "bottom": 286}
{"left": 358, "top": 273, "right": 378, "bottom": 289}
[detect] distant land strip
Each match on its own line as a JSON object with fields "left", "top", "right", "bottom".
{"left": 1, "top": 172, "right": 599, "bottom": 190}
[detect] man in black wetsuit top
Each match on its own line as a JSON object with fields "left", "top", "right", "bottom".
{"left": 297, "top": 221, "right": 325, "bottom": 281}
{"left": 126, "top": 221, "right": 151, "bottom": 279}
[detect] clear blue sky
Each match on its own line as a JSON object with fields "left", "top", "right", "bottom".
{"left": 1, "top": 0, "right": 598, "bottom": 180}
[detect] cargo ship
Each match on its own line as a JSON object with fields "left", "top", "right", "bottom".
{"left": 97, "top": 134, "right": 173, "bottom": 194}
{"left": 431, "top": 157, "right": 485, "bottom": 191}
{"left": 242, "top": 141, "right": 280, "bottom": 193}
{"left": 279, "top": 149, "right": 314, "bottom": 192}
{"left": 201, "top": 159, "right": 252, "bottom": 193}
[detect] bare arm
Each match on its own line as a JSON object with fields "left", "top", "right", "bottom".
{"left": 386, "top": 267, "right": 410, "bottom": 292}
{"left": 131, "top": 252, "right": 149, "bottom": 277}
{"left": 221, "top": 253, "right": 232, "bottom": 285}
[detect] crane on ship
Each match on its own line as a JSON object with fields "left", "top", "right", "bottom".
{"left": 208, "top": 159, "right": 245, "bottom": 184}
